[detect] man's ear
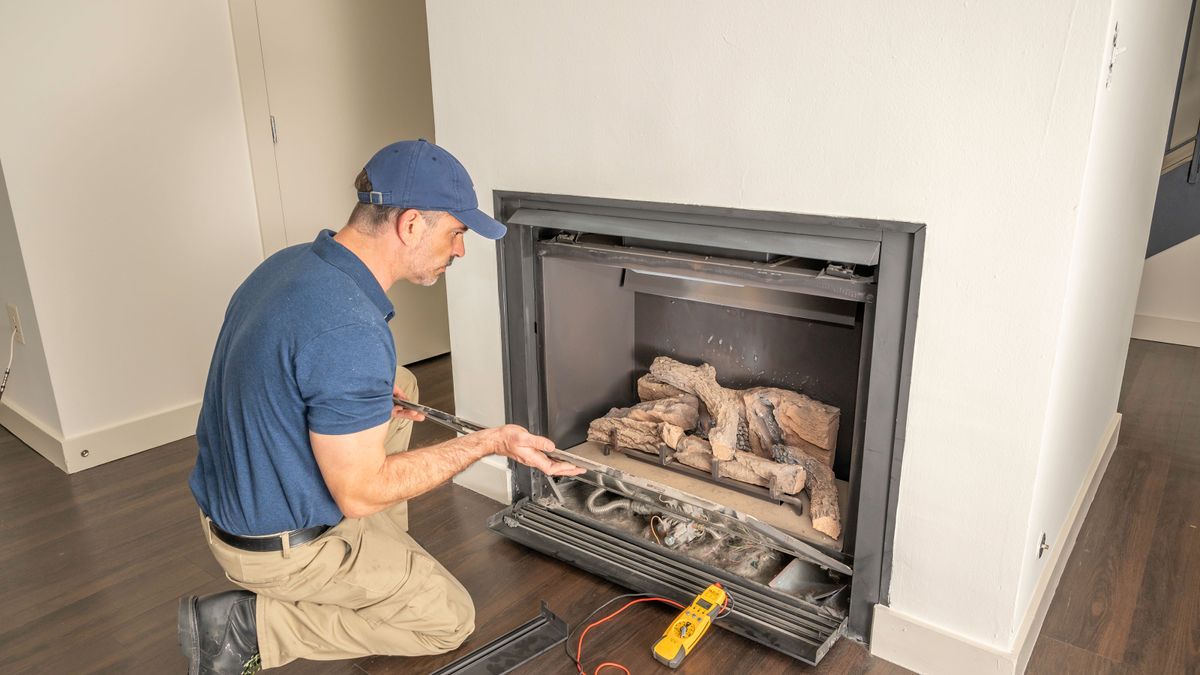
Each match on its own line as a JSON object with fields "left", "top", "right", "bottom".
{"left": 394, "top": 209, "right": 422, "bottom": 245}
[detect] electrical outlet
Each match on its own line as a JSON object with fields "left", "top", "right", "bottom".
{"left": 6, "top": 304, "right": 24, "bottom": 345}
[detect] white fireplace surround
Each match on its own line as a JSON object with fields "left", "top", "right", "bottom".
{"left": 428, "top": 1, "right": 1191, "bottom": 672}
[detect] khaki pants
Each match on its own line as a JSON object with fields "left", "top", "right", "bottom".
{"left": 202, "top": 367, "right": 475, "bottom": 669}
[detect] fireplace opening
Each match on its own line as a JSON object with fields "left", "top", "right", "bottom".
{"left": 489, "top": 194, "right": 923, "bottom": 665}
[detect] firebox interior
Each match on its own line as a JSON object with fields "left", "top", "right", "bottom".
{"left": 537, "top": 232, "right": 868, "bottom": 551}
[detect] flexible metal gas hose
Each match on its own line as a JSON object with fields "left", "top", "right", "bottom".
{"left": 586, "top": 488, "right": 633, "bottom": 514}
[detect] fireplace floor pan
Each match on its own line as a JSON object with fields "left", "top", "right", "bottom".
{"left": 564, "top": 440, "right": 849, "bottom": 552}
{"left": 551, "top": 478, "right": 792, "bottom": 586}
{"left": 488, "top": 497, "right": 847, "bottom": 665}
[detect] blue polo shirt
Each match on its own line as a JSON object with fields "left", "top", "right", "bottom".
{"left": 190, "top": 230, "right": 397, "bottom": 536}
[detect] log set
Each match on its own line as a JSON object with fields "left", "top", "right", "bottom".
{"left": 587, "top": 357, "right": 844, "bottom": 540}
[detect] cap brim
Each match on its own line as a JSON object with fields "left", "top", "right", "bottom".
{"left": 453, "top": 208, "right": 507, "bottom": 240}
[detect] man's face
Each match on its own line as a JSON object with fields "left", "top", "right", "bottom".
{"left": 409, "top": 212, "right": 467, "bottom": 286}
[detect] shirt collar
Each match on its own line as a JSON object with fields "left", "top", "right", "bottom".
{"left": 311, "top": 230, "right": 395, "bottom": 322}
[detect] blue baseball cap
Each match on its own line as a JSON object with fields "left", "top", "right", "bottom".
{"left": 356, "top": 139, "right": 506, "bottom": 240}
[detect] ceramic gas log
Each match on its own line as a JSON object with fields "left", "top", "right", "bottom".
{"left": 587, "top": 356, "right": 844, "bottom": 539}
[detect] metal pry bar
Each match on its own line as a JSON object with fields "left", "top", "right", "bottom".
{"left": 393, "top": 398, "right": 487, "bottom": 435}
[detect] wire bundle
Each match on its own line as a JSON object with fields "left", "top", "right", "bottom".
{"left": 565, "top": 589, "right": 733, "bottom": 675}
{"left": 0, "top": 326, "right": 15, "bottom": 403}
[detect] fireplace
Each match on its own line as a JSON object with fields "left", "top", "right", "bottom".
{"left": 486, "top": 192, "right": 923, "bottom": 664}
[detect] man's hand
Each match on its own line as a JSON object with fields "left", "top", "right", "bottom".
{"left": 392, "top": 385, "right": 425, "bottom": 422}
{"left": 486, "top": 425, "right": 585, "bottom": 477}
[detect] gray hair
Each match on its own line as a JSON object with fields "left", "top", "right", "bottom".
{"left": 348, "top": 169, "right": 443, "bottom": 234}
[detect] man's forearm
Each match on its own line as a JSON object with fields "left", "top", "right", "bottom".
{"left": 351, "top": 433, "right": 495, "bottom": 517}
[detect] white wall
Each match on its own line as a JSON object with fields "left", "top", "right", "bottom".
{"left": 426, "top": 0, "right": 1156, "bottom": 656}
{"left": 0, "top": 0, "right": 262, "bottom": 470}
{"left": 1133, "top": 3, "right": 1200, "bottom": 350}
{"left": 1134, "top": 237, "right": 1200, "bottom": 347}
{"left": 1019, "top": 0, "right": 1192, "bottom": 645}
{"left": 0, "top": 159, "right": 64, "bottom": 467}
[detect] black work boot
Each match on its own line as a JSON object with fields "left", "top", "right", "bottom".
{"left": 178, "top": 590, "right": 261, "bottom": 675}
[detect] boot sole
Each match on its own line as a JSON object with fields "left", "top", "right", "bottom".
{"left": 178, "top": 595, "right": 200, "bottom": 675}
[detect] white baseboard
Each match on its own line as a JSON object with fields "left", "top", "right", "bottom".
{"left": 0, "top": 399, "right": 67, "bottom": 471}
{"left": 871, "top": 413, "right": 1121, "bottom": 675}
{"left": 1131, "top": 314, "right": 1200, "bottom": 348}
{"left": 0, "top": 398, "right": 200, "bottom": 473}
{"left": 872, "top": 605, "right": 1013, "bottom": 675}
{"left": 61, "top": 401, "right": 202, "bottom": 472}
{"left": 1011, "top": 412, "right": 1120, "bottom": 673}
{"left": 453, "top": 454, "right": 512, "bottom": 503}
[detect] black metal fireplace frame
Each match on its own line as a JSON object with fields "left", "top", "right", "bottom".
{"left": 491, "top": 191, "right": 924, "bottom": 644}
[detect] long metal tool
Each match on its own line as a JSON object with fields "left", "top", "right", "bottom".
{"left": 397, "top": 399, "right": 573, "bottom": 497}
{"left": 394, "top": 398, "right": 486, "bottom": 435}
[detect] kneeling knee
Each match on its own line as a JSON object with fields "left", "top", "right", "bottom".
{"left": 425, "top": 597, "right": 475, "bottom": 652}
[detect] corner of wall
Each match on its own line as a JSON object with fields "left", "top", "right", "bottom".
{"left": 0, "top": 156, "right": 64, "bottom": 447}
{"left": 452, "top": 454, "right": 512, "bottom": 503}
{"left": 0, "top": 399, "right": 66, "bottom": 471}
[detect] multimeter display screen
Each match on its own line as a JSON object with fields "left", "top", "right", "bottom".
{"left": 696, "top": 599, "right": 712, "bottom": 610}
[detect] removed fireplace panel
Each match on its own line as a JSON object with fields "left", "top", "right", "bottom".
{"left": 560, "top": 440, "right": 850, "bottom": 553}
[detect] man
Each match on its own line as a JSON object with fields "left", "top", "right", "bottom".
{"left": 178, "top": 139, "right": 582, "bottom": 674}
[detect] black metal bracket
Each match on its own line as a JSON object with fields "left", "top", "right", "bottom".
{"left": 429, "top": 602, "right": 568, "bottom": 675}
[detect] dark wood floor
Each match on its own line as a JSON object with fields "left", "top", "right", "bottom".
{"left": 1029, "top": 339, "right": 1200, "bottom": 674}
{"left": 0, "top": 340, "right": 1195, "bottom": 673}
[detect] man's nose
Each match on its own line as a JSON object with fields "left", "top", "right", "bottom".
{"left": 453, "top": 237, "right": 466, "bottom": 258}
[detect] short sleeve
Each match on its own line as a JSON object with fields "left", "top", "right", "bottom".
{"left": 294, "top": 324, "right": 395, "bottom": 435}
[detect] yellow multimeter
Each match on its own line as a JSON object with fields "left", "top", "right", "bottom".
{"left": 652, "top": 583, "right": 727, "bottom": 668}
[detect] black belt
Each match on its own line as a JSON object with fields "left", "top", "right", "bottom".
{"left": 209, "top": 520, "right": 333, "bottom": 553}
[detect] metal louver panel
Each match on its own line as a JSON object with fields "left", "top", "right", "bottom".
{"left": 488, "top": 500, "right": 847, "bottom": 666}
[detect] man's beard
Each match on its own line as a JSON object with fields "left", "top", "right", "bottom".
{"left": 416, "top": 256, "right": 453, "bottom": 286}
{"left": 411, "top": 229, "right": 454, "bottom": 286}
